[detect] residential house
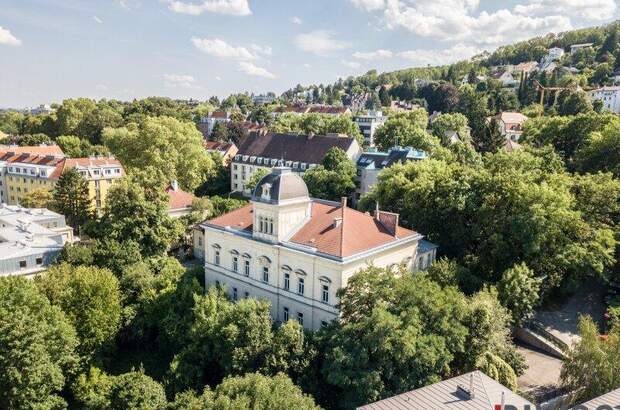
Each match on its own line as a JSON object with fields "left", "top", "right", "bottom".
{"left": 353, "top": 111, "right": 387, "bottom": 147}
{"left": 491, "top": 70, "right": 518, "bottom": 87}
{"left": 494, "top": 111, "right": 528, "bottom": 141}
{"left": 307, "top": 105, "right": 351, "bottom": 116}
{"left": 165, "top": 180, "right": 195, "bottom": 218}
{"left": 547, "top": 47, "right": 566, "bottom": 61}
{"left": 0, "top": 204, "right": 76, "bottom": 277}
{"left": 200, "top": 167, "right": 436, "bottom": 330}
{"left": 199, "top": 111, "right": 231, "bottom": 136}
{"left": 252, "top": 94, "right": 276, "bottom": 105}
{"left": 390, "top": 100, "right": 419, "bottom": 112}
{"left": 0, "top": 147, "right": 124, "bottom": 212}
{"left": 514, "top": 61, "right": 539, "bottom": 73}
{"left": 358, "top": 370, "right": 533, "bottom": 409}
{"left": 589, "top": 86, "right": 620, "bottom": 113}
{"left": 29, "top": 104, "right": 53, "bottom": 115}
{"left": 355, "top": 146, "right": 427, "bottom": 205}
{"left": 204, "top": 141, "right": 238, "bottom": 165}
{"left": 570, "top": 43, "right": 594, "bottom": 54}
{"left": 461, "top": 74, "right": 487, "bottom": 85}
{"left": 230, "top": 132, "right": 361, "bottom": 195}
{"left": 271, "top": 105, "right": 310, "bottom": 118}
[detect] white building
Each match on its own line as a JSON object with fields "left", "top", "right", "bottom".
{"left": 199, "top": 111, "right": 231, "bottom": 136}
{"left": 0, "top": 205, "right": 75, "bottom": 277}
{"left": 353, "top": 111, "right": 387, "bottom": 147}
{"left": 490, "top": 70, "right": 518, "bottom": 87}
{"left": 589, "top": 86, "right": 620, "bottom": 113}
{"left": 200, "top": 167, "right": 437, "bottom": 330}
{"left": 252, "top": 94, "right": 276, "bottom": 105}
{"left": 547, "top": 47, "right": 565, "bottom": 61}
{"left": 494, "top": 112, "right": 528, "bottom": 141}
{"left": 570, "top": 43, "right": 593, "bottom": 54}
{"left": 230, "top": 132, "right": 361, "bottom": 195}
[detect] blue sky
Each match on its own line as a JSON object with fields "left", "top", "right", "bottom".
{"left": 1, "top": 0, "right": 619, "bottom": 108}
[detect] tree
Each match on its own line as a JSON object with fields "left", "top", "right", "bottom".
{"left": 303, "top": 147, "right": 357, "bottom": 201}
{"left": 378, "top": 85, "right": 391, "bottom": 107}
{"left": 430, "top": 113, "right": 471, "bottom": 145}
{"left": 576, "top": 120, "right": 620, "bottom": 177}
{"left": 20, "top": 187, "right": 53, "bottom": 208}
{"left": 103, "top": 116, "right": 215, "bottom": 191}
{"left": 209, "top": 196, "right": 248, "bottom": 218}
{"left": 457, "top": 85, "right": 489, "bottom": 141}
{"left": 0, "top": 277, "right": 78, "bottom": 409}
{"left": 561, "top": 316, "right": 620, "bottom": 404}
{"left": 56, "top": 135, "right": 86, "bottom": 157}
{"left": 373, "top": 109, "right": 439, "bottom": 152}
{"left": 245, "top": 168, "right": 269, "bottom": 193}
{"left": 474, "top": 117, "right": 505, "bottom": 153}
{"left": 52, "top": 168, "right": 93, "bottom": 229}
{"left": 96, "top": 177, "right": 183, "bottom": 257}
{"left": 419, "top": 82, "right": 460, "bottom": 113}
{"left": 497, "top": 263, "right": 541, "bottom": 325}
{"left": 109, "top": 371, "right": 168, "bottom": 410}
{"left": 196, "top": 372, "right": 320, "bottom": 410}
{"left": 556, "top": 89, "right": 593, "bottom": 116}
{"left": 36, "top": 263, "right": 121, "bottom": 360}
{"left": 18, "top": 133, "right": 53, "bottom": 146}
{"left": 195, "top": 152, "right": 230, "bottom": 196}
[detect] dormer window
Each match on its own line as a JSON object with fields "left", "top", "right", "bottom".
{"left": 261, "top": 183, "right": 271, "bottom": 200}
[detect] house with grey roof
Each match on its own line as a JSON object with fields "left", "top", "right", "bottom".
{"left": 0, "top": 204, "right": 75, "bottom": 277}
{"left": 231, "top": 131, "right": 361, "bottom": 196}
{"left": 572, "top": 388, "right": 620, "bottom": 409}
{"left": 355, "top": 146, "right": 426, "bottom": 205}
{"left": 358, "top": 370, "right": 533, "bottom": 410}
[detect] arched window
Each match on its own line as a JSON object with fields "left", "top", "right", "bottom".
{"left": 212, "top": 244, "right": 221, "bottom": 266}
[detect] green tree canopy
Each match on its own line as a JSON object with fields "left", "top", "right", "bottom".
{"left": 52, "top": 167, "right": 93, "bottom": 229}
{"left": 373, "top": 109, "right": 439, "bottom": 152}
{"left": 303, "top": 147, "right": 357, "bottom": 201}
{"left": 0, "top": 277, "right": 78, "bottom": 410}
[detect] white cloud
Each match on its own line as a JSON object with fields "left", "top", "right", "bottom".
{"left": 250, "top": 43, "right": 272, "bottom": 56}
{"left": 95, "top": 84, "right": 108, "bottom": 91}
{"left": 118, "top": 0, "right": 141, "bottom": 10}
{"left": 398, "top": 43, "right": 482, "bottom": 65}
{"left": 192, "top": 37, "right": 256, "bottom": 60}
{"left": 215, "top": 76, "right": 222, "bottom": 80}
{"left": 350, "top": 0, "right": 385, "bottom": 11}
{"left": 93, "top": 16, "right": 103, "bottom": 24}
{"left": 163, "top": 74, "right": 196, "bottom": 88}
{"left": 0, "top": 26, "right": 21, "bottom": 47}
{"left": 303, "top": 63, "right": 311, "bottom": 68}
{"left": 294, "top": 30, "right": 350, "bottom": 56}
{"left": 349, "top": 0, "right": 616, "bottom": 48}
{"left": 341, "top": 60, "right": 361, "bottom": 69}
{"left": 167, "top": 0, "right": 251, "bottom": 16}
{"left": 238, "top": 62, "right": 276, "bottom": 79}
{"left": 352, "top": 49, "right": 393, "bottom": 60}
{"left": 291, "top": 16, "right": 303, "bottom": 24}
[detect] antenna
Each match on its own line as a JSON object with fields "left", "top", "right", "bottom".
{"left": 469, "top": 373, "right": 475, "bottom": 399}
{"left": 500, "top": 391, "right": 505, "bottom": 410}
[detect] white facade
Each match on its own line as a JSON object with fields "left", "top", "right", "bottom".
{"left": 589, "top": 87, "right": 620, "bottom": 114}
{"left": 354, "top": 111, "right": 386, "bottom": 147}
{"left": 199, "top": 112, "right": 231, "bottom": 136}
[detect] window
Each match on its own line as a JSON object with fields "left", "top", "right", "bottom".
{"left": 244, "top": 291, "right": 250, "bottom": 298}
{"left": 298, "top": 278, "right": 305, "bottom": 295}
{"left": 283, "top": 272, "right": 290, "bottom": 290}
{"left": 244, "top": 260, "right": 250, "bottom": 276}
{"left": 233, "top": 287, "right": 238, "bottom": 301}
{"left": 259, "top": 216, "right": 264, "bottom": 233}
{"left": 283, "top": 307, "right": 289, "bottom": 322}
{"left": 297, "top": 312, "right": 304, "bottom": 326}
{"left": 19, "top": 260, "right": 27, "bottom": 269}
{"left": 322, "top": 284, "right": 329, "bottom": 303}
{"left": 321, "top": 321, "right": 328, "bottom": 328}
{"left": 262, "top": 266, "right": 269, "bottom": 283}
{"left": 214, "top": 250, "right": 220, "bottom": 266}
{"left": 36, "top": 257, "right": 43, "bottom": 265}
{"left": 198, "top": 237, "right": 202, "bottom": 246}
{"left": 232, "top": 256, "right": 238, "bottom": 272}
{"left": 418, "top": 256, "right": 424, "bottom": 269}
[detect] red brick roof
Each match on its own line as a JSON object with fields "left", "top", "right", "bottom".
{"left": 307, "top": 105, "right": 350, "bottom": 115}
{"left": 206, "top": 200, "right": 417, "bottom": 258}
{"left": 209, "top": 111, "right": 229, "bottom": 119}
{"left": 0, "top": 151, "right": 66, "bottom": 178}
{"left": 165, "top": 185, "right": 195, "bottom": 210}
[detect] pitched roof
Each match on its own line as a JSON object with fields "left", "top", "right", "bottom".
{"left": 572, "top": 388, "right": 620, "bottom": 409}
{"left": 497, "top": 112, "right": 528, "bottom": 125}
{"left": 358, "top": 371, "right": 533, "bottom": 410}
{"left": 209, "top": 111, "right": 229, "bottom": 119}
{"left": 235, "top": 132, "right": 358, "bottom": 164}
{"left": 63, "top": 157, "right": 123, "bottom": 169}
{"left": 307, "top": 105, "right": 350, "bottom": 115}
{"left": 273, "top": 105, "right": 309, "bottom": 114}
{"left": 165, "top": 184, "right": 195, "bottom": 210}
{"left": 0, "top": 151, "right": 66, "bottom": 178}
{"left": 0, "top": 144, "right": 64, "bottom": 156}
{"left": 357, "top": 147, "right": 427, "bottom": 170}
{"left": 204, "top": 141, "right": 235, "bottom": 152}
{"left": 206, "top": 199, "right": 417, "bottom": 259}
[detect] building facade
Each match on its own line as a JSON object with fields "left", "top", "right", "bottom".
{"left": 199, "top": 111, "right": 231, "bottom": 136}
{"left": 0, "top": 146, "right": 124, "bottom": 212}
{"left": 353, "top": 111, "right": 387, "bottom": 147}
{"left": 589, "top": 86, "right": 620, "bottom": 113}
{"left": 0, "top": 205, "right": 75, "bottom": 277}
{"left": 201, "top": 167, "right": 436, "bottom": 330}
{"left": 495, "top": 112, "right": 528, "bottom": 141}
{"left": 230, "top": 132, "right": 361, "bottom": 195}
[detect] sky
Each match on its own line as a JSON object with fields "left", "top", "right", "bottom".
{"left": 1, "top": 0, "right": 620, "bottom": 108}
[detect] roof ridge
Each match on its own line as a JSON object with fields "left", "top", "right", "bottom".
{"left": 339, "top": 202, "right": 345, "bottom": 257}
{"left": 474, "top": 371, "right": 493, "bottom": 408}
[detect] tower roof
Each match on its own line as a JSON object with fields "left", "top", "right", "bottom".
{"left": 252, "top": 167, "right": 309, "bottom": 204}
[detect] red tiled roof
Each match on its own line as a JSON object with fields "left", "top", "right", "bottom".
{"left": 204, "top": 141, "right": 234, "bottom": 152}
{"left": 497, "top": 112, "right": 527, "bottom": 125}
{"left": 165, "top": 185, "right": 195, "bottom": 210}
{"left": 307, "top": 105, "right": 350, "bottom": 115}
{"left": 209, "top": 111, "right": 229, "bottom": 119}
{"left": 0, "top": 145, "right": 64, "bottom": 156}
{"left": 206, "top": 200, "right": 417, "bottom": 258}
{"left": 274, "top": 105, "right": 309, "bottom": 114}
{"left": 0, "top": 151, "right": 66, "bottom": 178}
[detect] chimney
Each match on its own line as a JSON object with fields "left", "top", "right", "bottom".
{"left": 374, "top": 208, "right": 399, "bottom": 237}
{"left": 456, "top": 374, "right": 476, "bottom": 401}
{"left": 171, "top": 180, "right": 179, "bottom": 191}
{"left": 340, "top": 197, "right": 347, "bottom": 208}
{"left": 333, "top": 217, "right": 343, "bottom": 228}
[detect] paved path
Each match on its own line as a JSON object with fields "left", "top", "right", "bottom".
{"left": 534, "top": 281, "right": 606, "bottom": 347}
{"left": 517, "top": 344, "right": 563, "bottom": 401}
